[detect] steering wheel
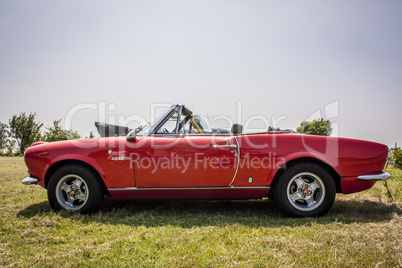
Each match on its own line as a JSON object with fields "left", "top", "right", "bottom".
{"left": 162, "top": 128, "right": 169, "bottom": 133}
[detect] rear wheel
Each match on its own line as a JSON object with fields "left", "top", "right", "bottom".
{"left": 47, "top": 164, "right": 104, "bottom": 214}
{"left": 274, "top": 163, "right": 336, "bottom": 217}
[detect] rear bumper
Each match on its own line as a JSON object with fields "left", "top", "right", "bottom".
{"left": 357, "top": 172, "right": 391, "bottom": 181}
{"left": 22, "top": 177, "right": 39, "bottom": 185}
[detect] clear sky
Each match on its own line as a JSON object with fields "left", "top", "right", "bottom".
{"left": 1, "top": 1, "right": 401, "bottom": 147}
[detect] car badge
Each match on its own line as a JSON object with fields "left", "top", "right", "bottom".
{"left": 111, "top": 156, "right": 130, "bottom": 161}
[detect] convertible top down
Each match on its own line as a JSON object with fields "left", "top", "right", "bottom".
{"left": 23, "top": 104, "right": 390, "bottom": 217}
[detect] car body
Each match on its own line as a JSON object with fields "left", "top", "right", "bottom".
{"left": 22, "top": 104, "right": 390, "bottom": 217}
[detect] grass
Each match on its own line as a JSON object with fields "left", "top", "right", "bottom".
{"left": 0, "top": 157, "right": 401, "bottom": 267}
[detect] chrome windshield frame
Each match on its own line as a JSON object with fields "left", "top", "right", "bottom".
{"left": 135, "top": 105, "right": 180, "bottom": 137}
{"left": 152, "top": 105, "right": 181, "bottom": 135}
{"left": 134, "top": 104, "right": 240, "bottom": 137}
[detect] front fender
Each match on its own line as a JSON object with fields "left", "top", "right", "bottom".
{"left": 44, "top": 154, "right": 111, "bottom": 188}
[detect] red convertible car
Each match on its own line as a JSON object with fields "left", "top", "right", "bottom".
{"left": 22, "top": 104, "right": 390, "bottom": 217}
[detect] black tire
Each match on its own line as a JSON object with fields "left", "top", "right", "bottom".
{"left": 274, "top": 163, "right": 336, "bottom": 217}
{"left": 47, "top": 164, "right": 104, "bottom": 214}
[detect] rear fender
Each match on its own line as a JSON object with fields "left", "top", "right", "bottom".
{"left": 268, "top": 151, "right": 342, "bottom": 184}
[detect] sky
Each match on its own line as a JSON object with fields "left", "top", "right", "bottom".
{"left": 0, "top": 0, "right": 401, "bottom": 147}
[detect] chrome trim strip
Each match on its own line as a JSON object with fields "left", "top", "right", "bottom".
{"left": 22, "top": 177, "right": 39, "bottom": 185}
{"left": 150, "top": 133, "right": 234, "bottom": 137}
{"left": 212, "top": 144, "right": 237, "bottom": 148}
{"left": 229, "top": 136, "right": 240, "bottom": 187}
{"left": 108, "top": 186, "right": 270, "bottom": 192}
{"left": 357, "top": 172, "right": 391, "bottom": 181}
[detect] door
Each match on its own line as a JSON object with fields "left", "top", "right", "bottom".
{"left": 133, "top": 135, "right": 239, "bottom": 188}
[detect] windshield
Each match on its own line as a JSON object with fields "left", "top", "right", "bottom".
{"left": 137, "top": 105, "right": 177, "bottom": 135}
{"left": 129, "top": 104, "right": 236, "bottom": 136}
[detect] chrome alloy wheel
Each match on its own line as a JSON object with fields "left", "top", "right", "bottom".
{"left": 55, "top": 174, "right": 89, "bottom": 211}
{"left": 286, "top": 172, "right": 326, "bottom": 212}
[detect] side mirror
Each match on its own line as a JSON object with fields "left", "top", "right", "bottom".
{"left": 126, "top": 130, "right": 136, "bottom": 141}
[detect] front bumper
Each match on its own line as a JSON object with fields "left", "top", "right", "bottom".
{"left": 357, "top": 172, "right": 391, "bottom": 181}
{"left": 22, "top": 177, "right": 39, "bottom": 185}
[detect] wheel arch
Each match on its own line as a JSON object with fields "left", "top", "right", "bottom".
{"left": 270, "top": 157, "right": 341, "bottom": 195}
{"left": 44, "top": 160, "right": 108, "bottom": 195}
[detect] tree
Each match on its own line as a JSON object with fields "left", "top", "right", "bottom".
{"left": 9, "top": 112, "right": 43, "bottom": 153}
{"left": 42, "top": 119, "right": 81, "bottom": 142}
{"left": 84, "top": 131, "right": 95, "bottom": 139}
{"left": 390, "top": 147, "right": 402, "bottom": 169}
{"left": 0, "top": 122, "right": 9, "bottom": 153}
{"left": 5, "top": 140, "right": 16, "bottom": 156}
{"left": 296, "top": 118, "right": 332, "bottom": 136}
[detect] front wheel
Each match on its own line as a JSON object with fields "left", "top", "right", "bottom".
{"left": 47, "top": 164, "right": 104, "bottom": 214}
{"left": 274, "top": 163, "right": 336, "bottom": 217}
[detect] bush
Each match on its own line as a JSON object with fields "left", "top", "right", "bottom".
{"left": 296, "top": 118, "right": 332, "bottom": 136}
{"left": 390, "top": 147, "right": 402, "bottom": 169}
{"left": 42, "top": 119, "right": 81, "bottom": 142}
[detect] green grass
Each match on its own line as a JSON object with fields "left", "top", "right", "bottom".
{"left": 1, "top": 157, "right": 401, "bottom": 267}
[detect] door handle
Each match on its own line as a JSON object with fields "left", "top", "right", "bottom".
{"left": 212, "top": 144, "right": 237, "bottom": 149}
